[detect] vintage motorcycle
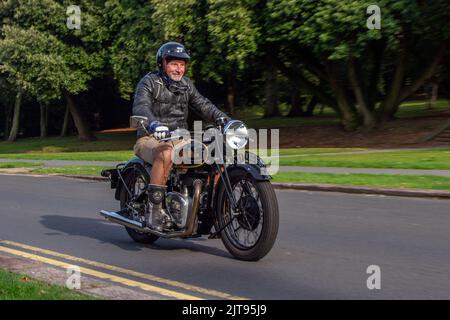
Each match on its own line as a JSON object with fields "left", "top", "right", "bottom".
{"left": 100, "top": 116, "right": 279, "bottom": 261}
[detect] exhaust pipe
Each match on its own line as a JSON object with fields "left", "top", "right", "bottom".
{"left": 180, "top": 179, "right": 203, "bottom": 236}
{"left": 100, "top": 179, "right": 204, "bottom": 238}
{"left": 100, "top": 210, "right": 148, "bottom": 232}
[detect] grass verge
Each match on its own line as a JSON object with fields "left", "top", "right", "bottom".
{"left": 0, "top": 268, "right": 96, "bottom": 300}
{"left": 276, "top": 148, "right": 450, "bottom": 169}
{"left": 0, "top": 162, "right": 42, "bottom": 168}
{"left": 32, "top": 166, "right": 105, "bottom": 176}
{"left": 31, "top": 166, "right": 450, "bottom": 191}
{"left": 272, "top": 172, "right": 450, "bottom": 190}
{"left": 0, "top": 148, "right": 366, "bottom": 162}
{"left": 0, "top": 151, "right": 134, "bottom": 161}
{"left": 0, "top": 132, "right": 136, "bottom": 154}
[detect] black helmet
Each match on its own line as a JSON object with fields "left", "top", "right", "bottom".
{"left": 156, "top": 42, "right": 190, "bottom": 73}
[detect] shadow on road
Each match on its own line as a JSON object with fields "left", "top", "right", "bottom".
{"left": 39, "top": 215, "right": 231, "bottom": 258}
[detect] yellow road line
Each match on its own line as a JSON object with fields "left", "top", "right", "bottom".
{"left": 0, "top": 240, "right": 247, "bottom": 300}
{"left": 0, "top": 245, "right": 201, "bottom": 300}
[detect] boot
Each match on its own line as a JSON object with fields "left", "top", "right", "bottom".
{"left": 146, "top": 184, "right": 167, "bottom": 231}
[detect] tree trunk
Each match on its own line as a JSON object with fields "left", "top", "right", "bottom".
{"left": 4, "top": 103, "right": 11, "bottom": 140}
{"left": 382, "top": 42, "right": 446, "bottom": 119}
{"left": 326, "top": 62, "right": 358, "bottom": 131}
{"left": 429, "top": 81, "right": 439, "bottom": 109}
{"left": 367, "top": 40, "right": 386, "bottom": 111}
{"left": 379, "top": 39, "right": 408, "bottom": 120}
{"left": 276, "top": 61, "right": 339, "bottom": 114}
{"left": 7, "top": 89, "right": 23, "bottom": 142}
{"left": 227, "top": 68, "right": 236, "bottom": 115}
{"left": 398, "top": 43, "right": 447, "bottom": 104}
{"left": 60, "top": 104, "right": 70, "bottom": 136}
{"left": 264, "top": 52, "right": 279, "bottom": 118}
{"left": 64, "top": 91, "right": 96, "bottom": 141}
{"left": 305, "top": 96, "right": 318, "bottom": 116}
{"left": 40, "top": 103, "right": 48, "bottom": 138}
{"left": 348, "top": 58, "right": 377, "bottom": 129}
{"left": 287, "top": 85, "right": 305, "bottom": 117}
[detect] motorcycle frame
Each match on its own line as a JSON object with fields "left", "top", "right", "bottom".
{"left": 101, "top": 138, "right": 271, "bottom": 237}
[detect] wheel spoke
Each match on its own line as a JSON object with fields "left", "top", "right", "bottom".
{"left": 242, "top": 181, "right": 252, "bottom": 195}
{"left": 222, "top": 178, "right": 266, "bottom": 249}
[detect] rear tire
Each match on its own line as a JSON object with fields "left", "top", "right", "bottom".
{"left": 215, "top": 173, "right": 279, "bottom": 261}
{"left": 119, "top": 166, "right": 159, "bottom": 244}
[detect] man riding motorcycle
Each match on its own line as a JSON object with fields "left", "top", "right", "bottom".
{"left": 132, "top": 41, "right": 230, "bottom": 231}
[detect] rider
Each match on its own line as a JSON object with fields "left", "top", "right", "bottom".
{"left": 132, "top": 41, "right": 230, "bottom": 231}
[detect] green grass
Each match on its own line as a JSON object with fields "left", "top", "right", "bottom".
{"left": 252, "top": 148, "right": 366, "bottom": 156}
{"left": 0, "top": 269, "right": 97, "bottom": 300}
{"left": 396, "top": 99, "right": 450, "bottom": 118}
{"left": 0, "top": 151, "right": 134, "bottom": 161}
{"left": 275, "top": 148, "right": 450, "bottom": 169}
{"left": 6, "top": 147, "right": 450, "bottom": 170}
{"left": 0, "top": 132, "right": 136, "bottom": 154}
{"left": 271, "top": 172, "right": 450, "bottom": 190}
{"left": 32, "top": 166, "right": 105, "bottom": 176}
{"left": 0, "top": 148, "right": 366, "bottom": 162}
{"left": 0, "top": 162, "right": 42, "bottom": 168}
{"left": 31, "top": 166, "right": 450, "bottom": 191}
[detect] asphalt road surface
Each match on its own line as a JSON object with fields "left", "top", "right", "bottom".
{"left": 0, "top": 174, "right": 449, "bottom": 299}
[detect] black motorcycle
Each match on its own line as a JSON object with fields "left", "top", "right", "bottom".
{"left": 100, "top": 116, "right": 279, "bottom": 261}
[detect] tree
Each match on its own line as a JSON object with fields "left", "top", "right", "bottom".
{"left": 2, "top": 0, "right": 108, "bottom": 141}
{"left": 267, "top": 0, "right": 450, "bottom": 130}
{"left": 205, "top": 0, "right": 259, "bottom": 115}
{"left": 151, "top": 0, "right": 259, "bottom": 115}
{"left": 105, "top": 0, "right": 156, "bottom": 101}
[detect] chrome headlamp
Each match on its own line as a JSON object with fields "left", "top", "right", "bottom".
{"left": 224, "top": 120, "right": 249, "bottom": 150}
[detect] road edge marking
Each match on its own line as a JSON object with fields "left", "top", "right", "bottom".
{"left": 0, "top": 245, "right": 202, "bottom": 300}
{"left": 0, "top": 240, "right": 248, "bottom": 300}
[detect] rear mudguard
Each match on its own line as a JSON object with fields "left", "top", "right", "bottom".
{"left": 110, "top": 157, "right": 151, "bottom": 201}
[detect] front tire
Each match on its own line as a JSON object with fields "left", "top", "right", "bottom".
{"left": 215, "top": 173, "right": 279, "bottom": 261}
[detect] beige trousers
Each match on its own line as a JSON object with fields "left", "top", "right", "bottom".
{"left": 133, "top": 136, "right": 191, "bottom": 164}
{"left": 133, "top": 136, "right": 191, "bottom": 184}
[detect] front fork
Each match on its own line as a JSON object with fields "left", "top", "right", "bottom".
{"left": 208, "top": 164, "right": 240, "bottom": 239}
{"left": 215, "top": 163, "right": 239, "bottom": 211}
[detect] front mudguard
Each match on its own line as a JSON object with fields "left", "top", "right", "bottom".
{"left": 225, "top": 164, "right": 272, "bottom": 182}
{"left": 213, "top": 163, "right": 271, "bottom": 213}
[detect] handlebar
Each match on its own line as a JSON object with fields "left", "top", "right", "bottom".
{"left": 157, "top": 133, "right": 183, "bottom": 142}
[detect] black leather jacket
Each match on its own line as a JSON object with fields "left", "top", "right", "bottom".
{"left": 132, "top": 72, "right": 229, "bottom": 138}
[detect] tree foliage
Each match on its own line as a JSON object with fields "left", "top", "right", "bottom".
{"left": 0, "top": 0, "right": 449, "bottom": 139}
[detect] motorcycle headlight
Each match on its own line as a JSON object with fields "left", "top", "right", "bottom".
{"left": 224, "top": 120, "right": 249, "bottom": 150}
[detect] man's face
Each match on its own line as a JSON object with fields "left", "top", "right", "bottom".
{"left": 164, "top": 59, "right": 186, "bottom": 81}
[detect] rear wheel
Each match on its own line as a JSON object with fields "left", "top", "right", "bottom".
{"left": 216, "top": 172, "right": 279, "bottom": 261}
{"left": 119, "top": 166, "right": 159, "bottom": 244}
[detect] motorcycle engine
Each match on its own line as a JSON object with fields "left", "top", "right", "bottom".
{"left": 165, "top": 191, "right": 191, "bottom": 229}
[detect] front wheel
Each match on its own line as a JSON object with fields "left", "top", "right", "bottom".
{"left": 215, "top": 174, "right": 279, "bottom": 261}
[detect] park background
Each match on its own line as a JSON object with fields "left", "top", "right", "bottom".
{"left": 0, "top": 0, "right": 450, "bottom": 190}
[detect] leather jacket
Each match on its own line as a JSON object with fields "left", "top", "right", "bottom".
{"left": 132, "top": 72, "right": 230, "bottom": 138}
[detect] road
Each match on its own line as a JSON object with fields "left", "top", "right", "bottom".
{"left": 0, "top": 174, "right": 449, "bottom": 299}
